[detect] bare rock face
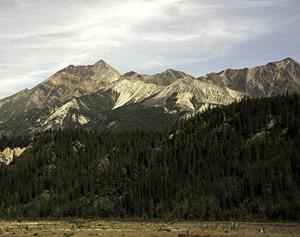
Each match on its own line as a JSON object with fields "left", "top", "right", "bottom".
{"left": 199, "top": 58, "right": 300, "bottom": 97}
{"left": 0, "top": 60, "right": 120, "bottom": 135}
{"left": 0, "top": 147, "right": 27, "bottom": 165}
{"left": 106, "top": 68, "right": 243, "bottom": 111}
{"left": 33, "top": 59, "right": 121, "bottom": 107}
{"left": 0, "top": 58, "right": 299, "bottom": 135}
{"left": 143, "top": 77, "right": 245, "bottom": 113}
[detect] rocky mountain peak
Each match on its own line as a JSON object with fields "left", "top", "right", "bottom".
{"left": 200, "top": 57, "right": 300, "bottom": 98}
{"left": 0, "top": 60, "right": 121, "bottom": 118}
{"left": 154, "top": 68, "right": 195, "bottom": 85}
{"left": 53, "top": 60, "right": 120, "bottom": 82}
{"left": 122, "top": 71, "right": 141, "bottom": 78}
{"left": 91, "top": 60, "right": 120, "bottom": 83}
{"left": 0, "top": 57, "right": 299, "bottom": 135}
{"left": 264, "top": 57, "right": 297, "bottom": 68}
{"left": 163, "top": 68, "right": 184, "bottom": 76}
{"left": 55, "top": 64, "right": 94, "bottom": 79}
{"left": 93, "top": 59, "right": 114, "bottom": 72}
{"left": 281, "top": 57, "right": 297, "bottom": 63}
{"left": 165, "top": 68, "right": 178, "bottom": 73}
{"left": 93, "top": 59, "right": 106, "bottom": 65}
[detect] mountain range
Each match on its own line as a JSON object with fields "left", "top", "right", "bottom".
{"left": 0, "top": 57, "right": 299, "bottom": 135}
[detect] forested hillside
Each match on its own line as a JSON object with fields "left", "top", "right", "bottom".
{"left": 0, "top": 94, "right": 299, "bottom": 220}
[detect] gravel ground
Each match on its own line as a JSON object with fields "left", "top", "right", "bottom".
{"left": 0, "top": 220, "right": 299, "bottom": 237}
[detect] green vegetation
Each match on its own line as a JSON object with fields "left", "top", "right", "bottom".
{"left": 0, "top": 94, "right": 299, "bottom": 220}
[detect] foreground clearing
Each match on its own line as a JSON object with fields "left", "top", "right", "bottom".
{"left": 0, "top": 221, "right": 299, "bottom": 237}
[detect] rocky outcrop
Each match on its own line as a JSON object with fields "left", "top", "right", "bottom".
{"left": 0, "top": 147, "right": 27, "bottom": 165}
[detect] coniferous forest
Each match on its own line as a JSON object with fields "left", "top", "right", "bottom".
{"left": 0, "top": 94, "right": 299, "bottom": 221}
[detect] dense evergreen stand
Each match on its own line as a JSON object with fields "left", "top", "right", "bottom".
{"left": 0, "top": 94, "right": 299, "bottom": 220}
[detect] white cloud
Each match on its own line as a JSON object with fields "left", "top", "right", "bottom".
{"left": 0, "top": 0, "right": 298, "bottom": 98}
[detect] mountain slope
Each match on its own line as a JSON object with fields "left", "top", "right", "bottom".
{"left": 199, "top": 58, "right": 300, "bottom": 97}
{"left": 144, "top": 78, "right": 245, "bottom": 113}
{"left": 0, "top": 58, "right": 299, "bottom": 135}
{"left": 1, "top": 94, "right": 299, "bottom": 220}
{"left": 0, "top": 61, "right": 120, "bottom": 135}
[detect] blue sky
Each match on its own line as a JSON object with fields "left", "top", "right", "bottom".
{"left": 0, "top": 0, "right": 299, "bottom": 98}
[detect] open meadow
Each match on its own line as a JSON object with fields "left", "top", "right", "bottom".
{"left": 0, "top": 221, "right": 299, "bottom": 237}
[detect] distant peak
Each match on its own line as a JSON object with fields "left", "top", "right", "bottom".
{"left": 165, "top": 68, "right": 178, "bottom": 73}
{"left": 264, "top": 57, "right": 299, "bottom": 69}
{"left": 123, "top": 71, "right": 140, "bottom": 77}
{"left": 283, "top": 57, "right": 294, "bottom": 61}
{"left": 161, "top": 68, "right": 190, "bottom": 77}
{"left": 277, "top": 57, "right": 298, "bottom": 64}
{"left": 93, "top": 59, "right": 109, "bottom": 67}
{"left": 61, "top": 60, "right": 109, "bottom": 70}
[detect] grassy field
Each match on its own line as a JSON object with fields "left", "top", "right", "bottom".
{"left": 0, "top": 220, "right": 299, "bottom": 237}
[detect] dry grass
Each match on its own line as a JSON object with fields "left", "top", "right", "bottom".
{"left": 0, "top": 220, "right": 299, "bottom": 237}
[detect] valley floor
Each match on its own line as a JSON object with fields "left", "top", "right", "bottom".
{"left": 0, "top": 220, "right": 299, "bottom": 237}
